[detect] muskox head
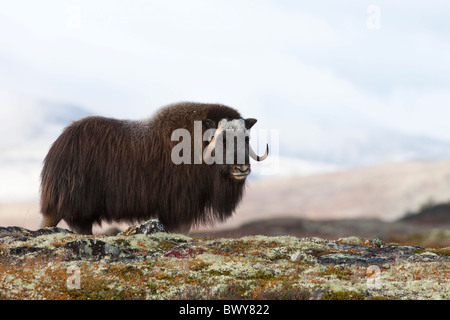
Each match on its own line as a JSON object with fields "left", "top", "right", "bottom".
{"left": 202, "top": 118, "right": 269, "bottom": 181}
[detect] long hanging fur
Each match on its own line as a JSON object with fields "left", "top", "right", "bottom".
{"left": 40, "top": 102, "right": 250, "bottom": 234}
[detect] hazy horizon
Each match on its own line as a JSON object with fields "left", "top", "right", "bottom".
{"left": 1, "top": 1, "right": 450, "bottom": 202}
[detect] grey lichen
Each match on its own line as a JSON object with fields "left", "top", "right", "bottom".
{"left": 0, "top": 225, "right": 448, "bottom": 300}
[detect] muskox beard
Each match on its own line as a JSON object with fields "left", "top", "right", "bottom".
{"left": 207, "top": 166, "right": 246, "bottom": 224}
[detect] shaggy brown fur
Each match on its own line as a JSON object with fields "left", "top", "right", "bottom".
{"left": 40, "top": 102, "right": 259, "bottom": 234}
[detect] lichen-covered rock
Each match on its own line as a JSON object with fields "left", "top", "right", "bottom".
{"left": 119, "top": 219, "right": 168, "bottom": 236}
{"left": 63, "top": 239, "right": 122, "bottom": 259}
{"left": 0, "top": 226, "right": 33, "bottom": 239}
{"left": 318, "top": 253, "right": 391, "bottom": 266}
{"left": 0, "top": 224, "right": 448, "bottom": 300}
{"left": 0, "top": 226, "right": 72, "bottom": 240}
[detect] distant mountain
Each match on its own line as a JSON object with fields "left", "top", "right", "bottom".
{"left": 286, "top": 128, "right": 450, "bottom": 167}
{"left": 401, "top": 203, "right": 450, "bottom": 226}
{"left": 259, "top": 95, "right": 450, "bottom": 169}
{"left": 194, "top": 159, "right": 450, "bottom": 233}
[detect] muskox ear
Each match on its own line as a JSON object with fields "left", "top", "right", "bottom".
{"left": 244, "top": 118, "right": 257, "bottom": 129}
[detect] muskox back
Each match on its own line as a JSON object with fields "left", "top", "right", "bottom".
{"left": 40, "top": 102, "right": 250, "bottom": 234}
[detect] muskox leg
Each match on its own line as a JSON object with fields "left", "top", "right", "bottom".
{"left": 40, "top": 214, "right": 61, "bottom": 229}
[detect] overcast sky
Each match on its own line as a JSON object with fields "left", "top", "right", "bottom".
{"left": 1, "top": 1, "right": 450, "bottom": 139}
{"left": 1, "top": 1, "right": 450, "bottom": 201}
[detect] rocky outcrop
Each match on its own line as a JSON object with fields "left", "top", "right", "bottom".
{"left": 119, "top": 219, "right": 168, "bottom": 236}
{"left": 0, "top": 220, "right": 448, "bottom": 300}
{"left": 0, "top": 220, "right": 170, "bottom": 261}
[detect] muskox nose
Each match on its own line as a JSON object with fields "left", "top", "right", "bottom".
{"left": 232, "top": 165, "right": 250, "bottom": 181}
{"left": 233, "top": 165, "right": 250, "bottom": 175}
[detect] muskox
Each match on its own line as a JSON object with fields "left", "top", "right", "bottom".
{"left": 40, "top": 102, "right": 268, "bottom": 234}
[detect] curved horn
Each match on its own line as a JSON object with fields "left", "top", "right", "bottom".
{"left": 249, "top": 144, "right": 269, "bottom": 161}
{"left": 203, "top": 125, "right": 225, "bottom": 163}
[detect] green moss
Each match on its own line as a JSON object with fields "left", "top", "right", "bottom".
{"left": 413, "top": 248, "right": 426, "bottom": 254}
{"left": 322, "top": 290, "right": 366, "bottom": 300}
{"left": 433, "top": 248, "right": 450, "bottom": 256}
{"left": 113, "top": 238, "right": 131, "bottom": 247}
{"left": 208, "top": 269, "right": 231, "bottom": 276}
{"left": 249, "top": 270, "right": 276, "bottom": 281}
{"left": 150, "top": 232, "right": 191, "bottom": 242}
{"left": 220, "top": 239, "right": 253, "bottom": 253}
{"left": 117, "top": 265, "right": 148, "bottom": 280}
{"left": 144, "top": 281, "right": 159, "bottom": 296}
{"left": 369, "top": 295, "right": 401, "bottom": 300}
{"left": 218, "top": 282, "right": 252, "bottom": 299}
{"left": 320, "top": 266, "right": 353, "bottom": 280}
{"left": 191, "top": 261, "right": 211, "bottom": 272}
{"left": 158, "top": 240, "right": 177, "bottom": 250}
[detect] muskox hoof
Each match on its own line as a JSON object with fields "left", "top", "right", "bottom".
{"left": 119, "top": 219, "right": 168, "bottom": 236}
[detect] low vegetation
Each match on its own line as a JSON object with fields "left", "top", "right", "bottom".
{"left": 0, "top": 226, "right": 448, "bottom": 300}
